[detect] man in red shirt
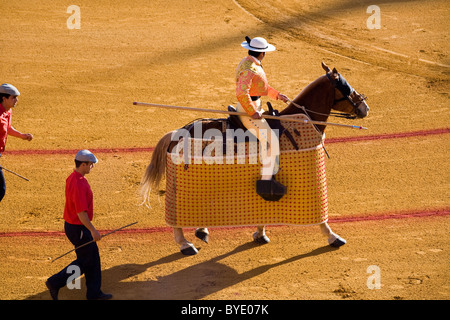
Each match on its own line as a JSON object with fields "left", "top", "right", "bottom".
{"left": 46, "top": 150, "right": 112, "bottom": 300}
{"left": 0, "top": 83, "right": 33, "bottom": 202}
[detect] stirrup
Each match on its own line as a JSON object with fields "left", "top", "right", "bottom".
{"left": 256, "top": 176, "right": 287, "bottom": 201}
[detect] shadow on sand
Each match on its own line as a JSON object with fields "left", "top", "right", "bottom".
{"left": 26, "top": 242, "right": 337, "bottom": 300}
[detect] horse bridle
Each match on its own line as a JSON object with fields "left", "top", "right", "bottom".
{"left": 326, "top": 72, "right": 368, "bottom": 119}
{"left": 289, "top": 72, "right": 367, "bottom": 120}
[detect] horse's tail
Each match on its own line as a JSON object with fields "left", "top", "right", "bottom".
{"left": 140, "top": 131, "right": 173, "bottom": 207}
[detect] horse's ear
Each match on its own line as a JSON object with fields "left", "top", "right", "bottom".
{"left": 321, "top": 61, "right": 330, "bottom": 73}
{"left": 332, "top": 67, "right": 339, "bottom": 75}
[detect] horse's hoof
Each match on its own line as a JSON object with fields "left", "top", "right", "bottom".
{"left": 253, "top": 232, "right": 270, "bottom": 244}
{"left": 329, "top": 235, "right": 346, "bottom": 248}
{"left": 180, "top": 244, "right": 199, "bottom": 255}
{"left": 195, "top": 229, "right": 209, "bottom": 244}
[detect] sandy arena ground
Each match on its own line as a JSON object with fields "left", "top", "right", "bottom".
{"left": 0, "top": 0, "right": 449, "bottom": 302}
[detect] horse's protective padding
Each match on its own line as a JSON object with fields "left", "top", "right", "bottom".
{"left": 165, "top": 114, "right": 328, "bottom": 227}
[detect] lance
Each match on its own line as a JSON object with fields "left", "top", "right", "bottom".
{"left": 133, "top": 101, "right": 368, "bottom": 130}
{"left": 0, "top": 165, "right": 30, "bottom": 181}
{"left": 51, "top": 221, "right": 138, "bottom": 263}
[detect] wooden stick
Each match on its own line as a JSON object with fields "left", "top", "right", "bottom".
{"left": 51, "top": 222, "right": 138, "bottom": 263}
{"left": 0, "top": 165, "right": 30, "bottom": 181}
{"left": 133, "top": 101, "right": 368, "bottom": 130}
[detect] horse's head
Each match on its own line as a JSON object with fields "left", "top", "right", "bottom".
{"left": 321, "top": 62, "right": 369, "bottom": 119}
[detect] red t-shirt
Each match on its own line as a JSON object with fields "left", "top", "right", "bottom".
{"left": 63, "top": 170, "right": 94, "bottom": 225}
{"left": 0, "top": 103, "right": 12, "bottom": 153}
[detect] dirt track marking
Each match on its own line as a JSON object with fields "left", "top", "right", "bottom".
{"left": 1, "top": 207, "right": 448, "bottom": 238}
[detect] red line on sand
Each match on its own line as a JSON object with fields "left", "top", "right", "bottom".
{"left": 1, "top": 208, "right": 448, "bottom": 238}
{"left": 3, "top": 128, "right": 449, "bottom": 156}
{"left": 328, "top": 207, "right": 450, "bottom": 223}
{"left": 4, "top": 147, "right": 155, "bottom": 156}
{"left": 325, "top": 128, "right": 450, "bottom": 144}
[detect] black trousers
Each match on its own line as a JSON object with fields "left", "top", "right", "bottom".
{"left": 47, "top": 222, "right": 102, "bottom": 299}
{"left": 0, "top": 167, "right": 5, "bottom": 202}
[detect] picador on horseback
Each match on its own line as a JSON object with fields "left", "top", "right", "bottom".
{"left": 235, "top": 36, "right": 289, "bottom": 201}
{"left": 139, "top": 35, "right": 370, "bottom": 255}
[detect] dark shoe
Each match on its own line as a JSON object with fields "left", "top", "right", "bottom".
{"left": 88, "top": 292, "right": 113, "bottom": 300}
{"left": 256, "top": 177, "right": 287, "bottom": 201}
{"left": 45, "top": 280, "right": 59, "bottom": 300}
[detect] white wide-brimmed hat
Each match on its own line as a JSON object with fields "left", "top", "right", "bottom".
{"left": 241, "top": 36, "right": 276, "bottom": 52}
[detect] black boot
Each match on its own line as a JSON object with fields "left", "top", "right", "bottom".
{"left": 256, "top": 176, "right": 287, "bottom": 201}
{"left": 45, "top": 280, "right": 60, "bottom": 300}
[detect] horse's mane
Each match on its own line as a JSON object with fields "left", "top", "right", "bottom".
{"left": 280, "top": 74, "right": 332, "bottom": 119}
{"left": 296, "top": 75, "right": 328, "bottom": 100}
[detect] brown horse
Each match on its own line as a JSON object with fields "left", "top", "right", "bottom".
{"left": 141, "top": 62, "right": 369, "bottom": 255}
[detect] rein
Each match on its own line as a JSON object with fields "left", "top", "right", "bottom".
{"left": 288, "top": 99, "right": 356, "bottom": 120}
{"left": 288, "top": 73, "right": 361, "bottom": 120}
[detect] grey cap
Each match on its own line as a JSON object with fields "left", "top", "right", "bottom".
{"left": 0, "top": 84, "right": 20, "bottom": 96}
{"left": 75, "top": 149, "right": 98, "bottom": 163}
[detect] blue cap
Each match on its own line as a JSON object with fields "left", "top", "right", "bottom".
{"left": 75, "top": 150, "right": 98, "bottom": 163}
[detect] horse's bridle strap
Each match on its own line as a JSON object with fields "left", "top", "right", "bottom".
{"left": 326, "top": 72, "right": 359, "bottom": 114}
